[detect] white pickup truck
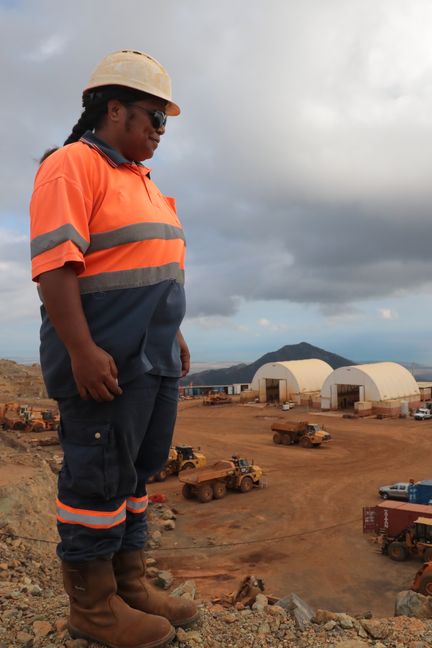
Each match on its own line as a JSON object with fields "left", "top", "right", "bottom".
{"left": 414, "top": 408, "right": 432, "bottom": 420}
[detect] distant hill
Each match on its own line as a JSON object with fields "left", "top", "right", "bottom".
{"left": 181, "top": 341, "right": 354, "bottom": 386}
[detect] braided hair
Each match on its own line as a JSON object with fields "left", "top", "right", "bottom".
{"left": 39, "top": 85, "right": 151, "bottom": 163}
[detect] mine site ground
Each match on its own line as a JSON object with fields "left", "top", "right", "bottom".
{"left": 3, "top": 398, "right": 432, "bottom": 619}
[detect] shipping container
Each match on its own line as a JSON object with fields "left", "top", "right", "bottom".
{"left": 409, "top": 480, "right": 432, "bottom": 505}
{"left": 363, "top": 501, "right": 432, "bottom": 537}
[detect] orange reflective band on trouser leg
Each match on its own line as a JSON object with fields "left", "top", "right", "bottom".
{"left": 56, "top": 498, "right": 126, "bottom": 529}
{"left": 126, "top": 495, "right": 149, "bottom": 514}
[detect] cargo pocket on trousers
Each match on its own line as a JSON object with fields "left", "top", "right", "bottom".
{"left": 59, "top": 420, "right": 120, "bottom": 501}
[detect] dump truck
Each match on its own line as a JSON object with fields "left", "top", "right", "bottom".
{"left": 149, "top": 445, "right": 207, "bottom": 482}
{"left": 179, "top": 455, "right": 263, "bottom": 503}
{"left": 203, "top": 391, "right": 232, "bottom": 406}
{"left": 412, "top": 561, "right": 432, "bottom": 596}
{"left": 271, "top": 420, "right": 331, "bottom": 448}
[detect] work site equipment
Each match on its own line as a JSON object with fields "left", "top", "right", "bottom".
{"left": 382, "top": 517, "right": 432, "bottom": 562}
{"left": 84, "top": 50, "right": 181, "bottom": 116}
{"left": 411, "top": 561, "right": 432, "bottom": 596}
{"left": 0, "top": 402, "right": 59, "bottom": 432}
{"left": 271, "top": 420, "right": 331, "bottom": 448}
{"left": 179, "top": 455, "right": 263, "bottom": 503}
{"left": 202, "top": 391, "right": 232, "bottom": 406}
{"left": 149, "top": 445, "right": 207, "bottom": 482}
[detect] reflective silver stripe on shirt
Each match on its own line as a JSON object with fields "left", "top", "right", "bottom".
{"left": 56, "top": 503, "right": 126, "bottom": 528}
{"left": 126, "top": 496, "right": 149, "bottom": 513}
{"left": 31, "top": 224, "right": 89, "bottom": 259}
{"left": 78, "top": 263, "right": 185, "bottom": 294}
{"left": 87, "top": 222, "right": 185, "bottom": 254}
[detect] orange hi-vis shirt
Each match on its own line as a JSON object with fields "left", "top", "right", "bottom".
{"left": 29, "top": 132, "right": 186, "bottom": 398}
{"left": 30, "top": 134, "right": 185, "bottom": 291}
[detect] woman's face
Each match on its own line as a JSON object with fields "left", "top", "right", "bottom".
{"left": 111, "top": 96, "right": 168, "bottom": 162}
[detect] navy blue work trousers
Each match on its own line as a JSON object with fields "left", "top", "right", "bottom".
{"left": 55, "top": 373, "right": 179, "bottom": 562}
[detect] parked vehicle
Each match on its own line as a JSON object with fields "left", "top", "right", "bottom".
{"left": 378, "top": 482, "right": 410, "bottom": 501}
{"left": 271, "top": 420, "right": 331, "bottom": 448}
{"left": 203, "top": 391, "right": 232, "bottom": 406}
{"left": 179, "top": 455, "right": 262, "bottom": 503}
{"left": 414, "top": 408, "right": 432, "bottom": 420}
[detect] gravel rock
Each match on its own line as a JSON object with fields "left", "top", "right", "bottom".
{"left": 155, "top": 570, "right": 174, "bottom": 589}
{"left": 395, "top": 590, "right": 432, "bottom": 619}
{"left": 361, "top": 618, "right": 389, "bottom": 639}
{"left": 171, "top": 580, "right": 196, "bottom": 600}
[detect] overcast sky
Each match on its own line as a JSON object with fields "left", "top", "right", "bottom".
{"left": 2, "top": 0, "right": 432, "bottom": 367}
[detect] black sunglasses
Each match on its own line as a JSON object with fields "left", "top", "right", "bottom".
{"left": 127, "top": 104, "right": 167, "bottom": 129}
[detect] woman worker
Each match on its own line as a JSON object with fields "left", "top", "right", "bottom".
{"left": 29, "top": 49, "right": 197, "bottom": 648}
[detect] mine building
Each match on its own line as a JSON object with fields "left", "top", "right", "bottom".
{"left": 249, "top": 359, "right": 333, "bottom": 405}
{"left": 320, "top": 362, "right": 421, "bottom": 416}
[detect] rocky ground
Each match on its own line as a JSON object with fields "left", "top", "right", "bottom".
{"left": 1, "top": 508, "right": 432, "bottom": 648}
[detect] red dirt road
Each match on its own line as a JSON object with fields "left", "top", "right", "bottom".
{"left": 148, "top": 401, "right": 432, "bottom": 617}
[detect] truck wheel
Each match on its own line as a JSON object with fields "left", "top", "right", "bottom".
{"left": 282, "top": 435, "right": 291, "bottom": 445}
{"left": 388, "top": 541, "right": 409, "bottom": 561}
{"left": 180, "top": 462, "right": 195, "bottom": 472}
{"left": 240, "top": 476, "right": 254, "bottom": 493}
{"left": 273, "top": 432, "right": 282, "bottom": 444}
{"left": 300, "top": 436, "right": 312, "bottom": 448}
{"left": 419, "top": 574, "right": 432, "bottom": 596}
{"left": 155, "top": 469, "right": 167, "bottom": 482}
{"left": 424, "top": 548, "right": 432, "bottom": 562}
{"left": 213, "top": 481, "right": 227, "bottom": 499}
{"left": 182, "top": 484, "right": 194, "bottom": 500}
{"left": 197, "top": 484, "right": 214, "bottom": 503}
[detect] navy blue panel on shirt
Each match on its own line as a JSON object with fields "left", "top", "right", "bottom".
{"left": 40, "top": 281, "right": 186, "bottom": 398}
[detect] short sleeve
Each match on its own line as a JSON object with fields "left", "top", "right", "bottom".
{"left": 30, "top": 145, "right": 93, "bottom": 282}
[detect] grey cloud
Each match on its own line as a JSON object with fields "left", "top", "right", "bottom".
{"left": 2, "top": 0, "right": 432, "bottom": 322}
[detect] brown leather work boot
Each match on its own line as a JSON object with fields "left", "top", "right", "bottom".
{"left": 113, "top": 550, "right": 199, "bottom": 627}
{"left": 62, "top": 558, "right": 175, "bottom": 648}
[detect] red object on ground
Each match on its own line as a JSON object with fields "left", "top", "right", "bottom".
{"left": 149, "top": 494, "right": 167, "bottom": 504}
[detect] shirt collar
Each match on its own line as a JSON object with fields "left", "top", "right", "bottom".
{"left": 80, "top": 131, "right": 150, "bottom": 173}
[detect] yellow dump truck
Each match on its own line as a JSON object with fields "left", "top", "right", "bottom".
{"left": 271, "top": 420, "right": 331, "bottom": 448}
{"left": 179, "top": 455, "right": 263, "bottom": 503}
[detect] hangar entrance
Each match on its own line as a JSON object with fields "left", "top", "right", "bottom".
{"left": 265, "top": 379, "right": 280, "bottom": 402}
{"left": 337, "top": 384, "right": 360, "bottom": 409}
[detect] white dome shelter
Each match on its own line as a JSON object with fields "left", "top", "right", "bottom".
{"left": 251, "top": 359, "right": 333, "bottom": 404}
{"left": 321, "top": 362, "right": 420, "bottom": 413}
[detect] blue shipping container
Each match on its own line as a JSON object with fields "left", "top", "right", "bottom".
{"left": 408, "top": 480, "right": 432, "bottom": 505}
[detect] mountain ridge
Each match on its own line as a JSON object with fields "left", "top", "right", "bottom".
{"left": 181, "top": 341, "right": 354, "bottom": 386}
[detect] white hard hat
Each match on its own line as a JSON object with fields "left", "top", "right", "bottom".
{"left": 84, "top": 49, "right": 180, "bottom": 116}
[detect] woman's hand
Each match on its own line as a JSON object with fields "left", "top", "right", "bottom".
{"left": 70, "top": 343, "right": 123, "bottom": 401}
{"left": 176, "top": 330, "right": 190, "bottom": 377}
